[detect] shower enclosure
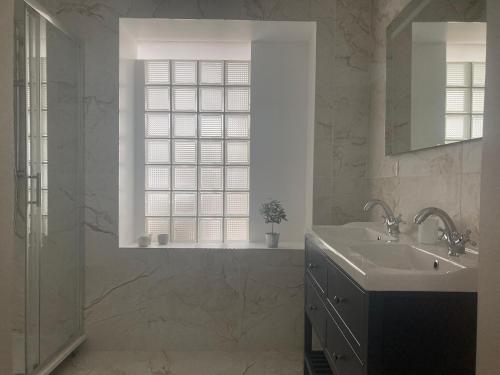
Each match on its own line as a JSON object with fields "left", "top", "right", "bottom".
{"left": 13, "top": 1, "right": 85, "bottom": 374}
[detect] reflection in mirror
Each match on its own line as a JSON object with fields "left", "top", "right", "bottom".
{"left": 386, "top": 0, "right": 486, "bottom": 155}
{"left": 414, "top": 22, "right": 485, "bottom": 146}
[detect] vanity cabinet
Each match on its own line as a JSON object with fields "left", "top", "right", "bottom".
{"left": 304, "top": 235, "right": 477, "bottom": 375}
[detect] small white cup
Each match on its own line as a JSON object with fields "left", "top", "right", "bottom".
{"left": 158, "top": 233, "right": 169, "bottom": 245}
{"left": 138, "top": 235, "right": 151, "bottom": 247}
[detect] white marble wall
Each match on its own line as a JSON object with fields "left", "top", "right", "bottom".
{"left": 368, "top": 0, "right": 483, "bottom": 242}
{"left": 328, "top": 1, "right": 373, "bottom": 224}
{"left": 32, "top": 0, "right": 375, "bottom": 353}
{"left": 85, "top": 248, "right": 304, "bottom": 351}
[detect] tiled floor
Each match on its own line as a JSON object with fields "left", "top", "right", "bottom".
{"left": 53, "top": 345, "right": 303, "bottom": 375}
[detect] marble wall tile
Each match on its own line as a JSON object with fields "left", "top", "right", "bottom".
{"left": 367, "top": 0, "right": 483, "bottom": 242}
{"left": 399, "top": 174, "right": 462, "bottom": 224}
{"left": 330, "top": 0, "right": 373, "bottom": 224}
{"left": 332, "top": 177, "right": 368, "bottom": 223}
{"left": 462, "top": 140, "right": 483, "bottom": 174}
{"left": 460, "top": 173, "right": 481, "bottom": 242}
{"left": 314, "top": 119, "right": 334, "bottom": 178}
{"left": 54, "top": 345, "right": 303, "bottom": 375}
{"left": 397, "top": 144, "right": 462, "bottom": 178}
{"left": 84, "top": 249, "right": 304, "bottom": 352}
{"left": 313, "top": 176, "right": 334, "bottom": 224}
{"left": 367, "top": 176, "right": 401, "bottom": 215}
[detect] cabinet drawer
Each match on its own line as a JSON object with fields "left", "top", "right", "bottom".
{"left": 326, "top": 315, "right": 364, "bottom": 375}
{"left": 305, "top": 238, "right": 327, "bottom": 294}
{"left": 306, "top": 277, "right": 327, "bottom": 345}
{"left": 327, "top": 261, "right": 366, "bottom": 353}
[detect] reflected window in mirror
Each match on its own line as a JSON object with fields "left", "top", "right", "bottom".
{"left": 446, "top": 62, "right": 485, "bottom": 143}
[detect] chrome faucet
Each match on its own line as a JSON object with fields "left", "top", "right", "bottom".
{"left": 414, "top": 207, "right": 476, "bottom": 256}
{"left": 363, "top": 199, "right": 403, "bottom": 237}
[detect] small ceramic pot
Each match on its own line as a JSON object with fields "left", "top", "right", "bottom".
{"left": 158, "top": 233, "right": 169, "bottom": 245}
{"left": 265, "top": 232, "right": 280, "bottom": 248}
{"left": 138, "top": 235, "right": 151, "bottom": 247}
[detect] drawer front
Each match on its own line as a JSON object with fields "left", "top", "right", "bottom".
{"left": 326, "top": 315, "right": 364, "bottom": 375}
{"left": 327, "top": 261, "right": 366, "bottom": 353}
{"left": 306, "top": 277, "right": 327, "bottom": 345}
{"left": 305, "top": 238, "right": 327, "bottom": 293}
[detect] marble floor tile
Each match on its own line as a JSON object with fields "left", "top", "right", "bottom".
{"left": 53, "top": 345, "right": 303, "bottom": 375}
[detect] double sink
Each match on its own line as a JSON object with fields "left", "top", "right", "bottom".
{"left": 309, "top": 222, "right": 478, "bottom": 292}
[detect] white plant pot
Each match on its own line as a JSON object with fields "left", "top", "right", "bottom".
{"left": 138, "top": 235, "right": 151, "bottom": 247}
{"left": 157, "top": 233, "right": 169, "bottom": 245}
{"left": 265, "top": 232, "right": 280, "bottom": 248}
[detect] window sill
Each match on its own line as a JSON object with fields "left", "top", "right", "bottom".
{"left": 120, "top": 241, "right": 304, "bottom": 250}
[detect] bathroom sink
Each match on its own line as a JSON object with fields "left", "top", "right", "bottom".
{"left": 308, "top": 222, "right": 479, "bottom": 292}
{"left": 312, "top": 225, "right": 396, "bottom": 243}
{"left": 343, "top": 227, "right": 396, "bottom": 242}
{"left": 348, "top": 244, "right": 464, "bottom": 273}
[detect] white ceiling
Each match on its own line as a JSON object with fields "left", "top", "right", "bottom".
{"left": 120, "top": 19, "right": 316, "bottom": 43}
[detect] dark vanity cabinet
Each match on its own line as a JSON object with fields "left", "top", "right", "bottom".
{"left": 304, "top": 235, "right": 478, "bottom": 375}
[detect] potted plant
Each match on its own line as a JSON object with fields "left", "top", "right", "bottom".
{"left": 259, "top": 199, "right": 287, "bottom": 248}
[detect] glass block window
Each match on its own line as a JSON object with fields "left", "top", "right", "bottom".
{"left": 445, "top": 62, "right": 485, "bottom": 143}
{"left": 143, "top": 60, "right": 251, "bottom": 243}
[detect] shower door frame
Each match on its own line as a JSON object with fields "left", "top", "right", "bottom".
{"left": 13, "top": 0, "right": 86, "bottom": 374}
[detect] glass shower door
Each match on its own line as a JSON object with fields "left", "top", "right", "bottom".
{"left": 22, "top": 3, "right": 84, "bottom": 373}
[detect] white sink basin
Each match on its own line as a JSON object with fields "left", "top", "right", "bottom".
{"left": 312, "top": 225, "right": 396, "bottom": 243}
{"left": 309, "top": 222, "right": 478, "bottom": 292}
{"left": 348, "top": 244, "right": 464, "bottom": 273}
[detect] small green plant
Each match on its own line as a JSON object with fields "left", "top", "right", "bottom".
{"left": 259, "top": 199, "right": 287, "bottom": 234}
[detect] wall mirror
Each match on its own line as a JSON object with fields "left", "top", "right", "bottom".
{"left": 386, "top": 0, "right": 486, "bottom": 155}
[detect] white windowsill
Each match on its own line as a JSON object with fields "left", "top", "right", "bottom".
{"left": 121, "top": 241, "right": 304, "bottom": 250}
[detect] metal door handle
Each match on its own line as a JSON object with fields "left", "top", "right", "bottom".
{"left": 333, "top": 296, "right": 345, "bottom": 304}
{"left": 332, "top": 352, "right": 344, "bottom": 361}
{"left": 28, "top": 172, "right": 41, "bottom": 207}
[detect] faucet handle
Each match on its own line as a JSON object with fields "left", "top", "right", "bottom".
{"left": 394, "top": 214, "right": 406, "bottom": 224}
{"left": 382, "top": 213, "right": 404, "bottom": 237}
{"left": 460, "top": 229, "right": 477, "bottom": 247}
{"left": 384, "top": 214, "right": 405, "bottom": 225}
{"left": 438, "top": 227, "right": 447, "bottom": 241}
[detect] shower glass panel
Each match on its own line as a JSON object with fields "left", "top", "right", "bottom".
{"left": 25, "top": 8, "right": 42, "bottom": 372}
{"left": 15, "top": 1, "right": 84, "bottom": 374}
{"left": 39, "top": 16, "right": 82, "bottom": 367}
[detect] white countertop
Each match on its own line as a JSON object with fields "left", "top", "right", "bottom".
{"left": 121, "top": 241, "right": 304, "bottom": 250}
{"left": 307, "top": 222, "right": 479, "bottom": 293}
